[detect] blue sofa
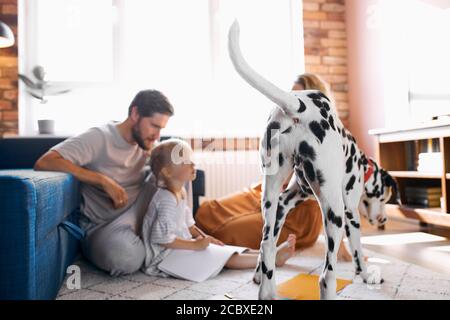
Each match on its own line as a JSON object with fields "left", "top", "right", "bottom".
{"left": 0, "top": 136, "right": 205, "bottom": 300}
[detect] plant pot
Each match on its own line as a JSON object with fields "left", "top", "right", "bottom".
{"left": 38, "top": 119, "right": 55, "bottom": 134}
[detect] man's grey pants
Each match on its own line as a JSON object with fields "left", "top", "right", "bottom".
{"left": 80, "top": 174, "right": 158, "bottom": 277}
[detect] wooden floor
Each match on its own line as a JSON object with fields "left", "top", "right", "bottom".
{"left": 359, "top": 217, "right": 450, "bottom": 275}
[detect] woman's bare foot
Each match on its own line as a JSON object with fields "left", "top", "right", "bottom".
{"left": 275, "top": 234, "right": 296, "bottom": 267}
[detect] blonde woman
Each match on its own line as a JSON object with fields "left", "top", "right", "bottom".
{"left": 195, "top": 73, "right": 353, "bottom": 262}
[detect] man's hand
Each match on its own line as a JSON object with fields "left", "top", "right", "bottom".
{"left": 34, "top": 150, "right": 129, "bottom": 210}
{"left": 101, "top": 175, "right": 128, "bottom": 209}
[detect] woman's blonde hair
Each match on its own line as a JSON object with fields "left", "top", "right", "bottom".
{"left": 294, "top": 73, "right": 332, "bottom": 100}
{"left": 150, "top": 138, "right": 192, "bottom": 187}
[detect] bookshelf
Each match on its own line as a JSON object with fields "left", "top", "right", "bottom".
{"left": 369, "top": 119, "right": 450, "bottom": 228}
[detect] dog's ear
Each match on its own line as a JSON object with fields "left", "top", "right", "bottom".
{"left": 381, "top": 170, "right": 402, "bottom": 205}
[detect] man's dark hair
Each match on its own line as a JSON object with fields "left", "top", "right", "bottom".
{"left": 128, "top": 89, "right": 174, "bottom": 117}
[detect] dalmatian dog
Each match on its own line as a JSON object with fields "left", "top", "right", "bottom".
{"left": 228, "top": 21, "right": 401, "bottom": 300}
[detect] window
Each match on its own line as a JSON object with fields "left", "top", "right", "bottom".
{"left": 33, "top": 0, "right": 114, "bottom": 82}
{"left": 19, "top": 0, "right": 304, "bottom": 136}
{"left": 378, "top": 0, "right": 450, "bottom": 126}
{"left": 406, "top": 0, "right": 450, "bottom": 121}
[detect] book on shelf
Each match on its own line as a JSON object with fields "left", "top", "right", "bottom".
{"left": 417, "top": 152, "right": 443, "bottom": 174}
{"left": 404, "top": 186, "right": 442, "bottom": 208}
{"left": 404, "top": 186, "right": 441, "bottom": 196}
{"left": 405, "top": 197, "right": 441, "bottom": 207}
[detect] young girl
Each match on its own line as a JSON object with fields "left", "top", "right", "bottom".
{"left": 141, "top": 138, "right": 297, "bottom": 278}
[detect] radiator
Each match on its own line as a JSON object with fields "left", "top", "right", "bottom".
{"left": 193, "top": 151, "right": 262, "bottom": 201}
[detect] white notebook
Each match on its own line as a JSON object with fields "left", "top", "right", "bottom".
{"left": 158, "top": 244, "right": 248, "bottom": 282}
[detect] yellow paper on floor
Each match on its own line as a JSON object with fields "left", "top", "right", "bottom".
{"left": 277, "top": 273, "right": 352, "bottom": 300}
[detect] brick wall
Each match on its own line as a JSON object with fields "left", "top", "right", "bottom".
{"left": 303, "top": 0, "right": 349, "bottom": 127}
{"left": 0, "top": 0, "right": 18, "bottom": 137}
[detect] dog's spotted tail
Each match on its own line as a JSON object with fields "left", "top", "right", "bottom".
{"left": 228, "top": 20, "right": 299, "bottom": 116}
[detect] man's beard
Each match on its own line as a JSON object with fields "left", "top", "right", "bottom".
{"left": 131, "top": 122, "right": 151, "bottom": 151}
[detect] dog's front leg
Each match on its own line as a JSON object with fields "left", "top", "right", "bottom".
{"left": 344, "top": 206, "right": 384, "bottom": 285}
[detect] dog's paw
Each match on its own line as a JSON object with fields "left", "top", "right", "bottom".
{"left": 360, "top": 268, "right": 384, "bottom": 285}
{"left": 363, "top": 276, "right": 384, "bottom": 285}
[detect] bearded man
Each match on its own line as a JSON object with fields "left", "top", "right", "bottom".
{"left": 35, "top": 90, "right": 174, "bottom": 275}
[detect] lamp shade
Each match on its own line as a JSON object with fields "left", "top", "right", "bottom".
{"left": 0, "top": 21, "right": 14, "bottom": 48}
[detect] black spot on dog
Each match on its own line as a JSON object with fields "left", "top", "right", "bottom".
{"left": 295, "top": 168, "right": 304, "bottom": 179}
{"left": 328, "top": 115, "right": 336, "bottom": 131}
{"left": 320, "top": 119, "right": 330, "bottom": 130}
{"left": 328, "top": 238, "right": 335, "bottom": 252}
{"left": 345, "top": 211, "right": 353, "bottom": 220}
{"left": 309, "top": 121, "right": 326, "bottom": 143}
{"left": 327, "top": 264, "right": 333, "bottom": 271}
{"left": 303, "top": 160, "right": 316, "bottom": 182}
{"left": 320, "top": 108, "right": 328, "bottom": 119}
{"left": 266, "top": 270, "right": 273, "bottom": 279}
{"left": 273, "top": 225, "right": 280, "bottom": 237}
{"left": 345, "top": 224, "right": 350, "bottom": 237}
{"left": 322, "top": 101, "right": 330, "bottom": 111}
{"left": 276, "top": 205, "right": 284, "bottom": 221}
{"left": 299, "top": 141, "right": 316, "bottom": 161}
{"left": 278, "top": 152, "right": 284, "bottom": 167}
{"left": 297, "top": 98, "right": 307, "bottom": 113}
{"left": 350, "top": 144, "right": 356, "bottom": 157}
{"left": 266, "top": 121, "right": 280, "bottom": 150}
{"left": 363, "top": 200, "right": 369, "bottom": 208}
{"left": 281, "top": 126, "right": 292, "bottom": 134}
{"left": 294, "top": 154, "right": 301, "bottom": 166}
{"left": 312, "top": 99, "right": 323, "bottom": 109}
{"left": 345, "top": 175, "right": 356, "bottom": 192}
{"left": 284, "top": 190, "right": 298, "bottom": 205}
{"left": 341, "top": 128, "right": 347, "bottom": 138}
{"left": 345, "top": 156, "right": 353, "bottom": 173}
{"left": 327, "top": 208, "right": 343, "bottom": 228}
{"left": 307, "top": 92, "right": 322, "bottom": 100}
{"left": 263, "top": 226, "right": 270, "bottom": 240}
{"left": 264, "top": 201, "right": 272, "bottom": 209}
{"left": 354, "top": 251, "right": 362, "bottom": 273}
{"left": 262, "top": 262, "right": 268, "bottom": 274}
{"left": 316, "top": 169, "right": 325, "bottom": 186}
{"left": 295, "top": 199, "right": 304, "bottom": 207}
{"left": 350, "top": 221, "right": 360, "bottom": 229}
{"left": 256, "top": 264, "right": 260, "bottom": 272}
{"left": 318, "top": 92, "right": 330, "bottom": 101}
{"left": 373, "top": 185, "right": 379, "bottom": 194}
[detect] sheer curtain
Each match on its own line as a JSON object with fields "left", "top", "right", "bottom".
{"left": 20, "top": 0, "right": 304, "bottom": 136}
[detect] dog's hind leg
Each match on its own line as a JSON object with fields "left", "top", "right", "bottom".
{"left": 302, "top": 163, "right": 345, "bottom": 300}
{"left": 343, "top": 205, "right": 384, "bottom": 285}
{"left": 253, "top": 173, "right": 307, "bottom": 285}
{"left": 257, "top": 162, "right": 293, "bottom": 300}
